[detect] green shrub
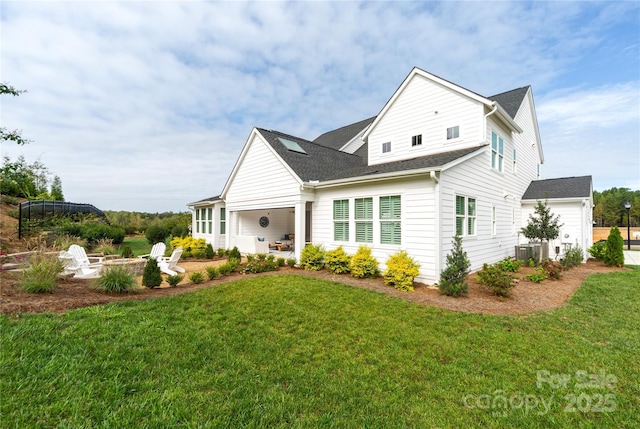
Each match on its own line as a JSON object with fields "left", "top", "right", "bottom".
{"left": 218, "top": 258, "right": 241, "bottom": 275}
{"left": 189, "top": 271, "right": 205, "bottom": 283}
{"left": 21, "top": 253, "right": 64, "bottom": 293}
{"left": 217, "top": 248, "right": 226, "bottom": 258}
{"left": 56, "top": 220, "right": 125, "bottom": 244}
{"left": 477, "top": 263, "right": 517, "bottom": 297}
{"left": 603, "top": 226, "right": 624, "bottom": 267}
{"left": 120, "top": 245, "right": 135, "bottom": 259}
{"left": 205, "top": 266, "right": 219, "bottom": 280}
{"left": 588, "top": 241, "right": 607, "bottom": 260}
{"left": 205, "top": 243, "right": 215, "bottom": 259}
{"left": 141, "top": 258, "right": 163, "bottom": 288}
{"left": 349, "top": 246, "right": 379, "bottom": 279}
{"left": 496, "top": 256, "right": 523, "bottom": 272}
{"left": 145, "top": 224, "right": 169, "bottom": 245}
{"left": 170, "top": 236, "right": 208, "bottom": 258}
{"left": 243, "top": 253, "right": 278, "bottom": 274}
{"left": 300, "top": 244, "right": 326, "bottom": 271}
{"left": 562, "top": 246, "right": 584, "bottom": 269}
{"left": 96, "top": 266, "right": 138, "bottom": 293}
{"left": 324, "top": 246, "right": 351, "bottom": 274}
{"left": 526, "top": 268, "right": 547, "bottom": 283}
{"left": 540, "top": 258, "right": 562, "bottom": 280}
{"left": 383, "top": 250, "right": 420, "bottom": 292}
{"left": 166, "top": 274, "right": 184, "bottom": 287}
{"left": 276, "top": 257, "right": 286, "bottom": 267}
{"left": 286, "top": 257, "right": 297, "bottom": 268}
{"left": 438, "top": 235, "right": 470, "bottom": 297}
{"left": 228, "top": 246, "right": 241, "bottom": 261}
{"left": 171, "top": 225, "right": 189, "bottom": 238}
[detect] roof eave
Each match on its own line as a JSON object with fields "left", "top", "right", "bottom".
{"left": 306, "top": 167, "right": 442, "bottom": 189}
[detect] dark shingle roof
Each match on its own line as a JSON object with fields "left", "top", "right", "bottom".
{"left": 489, "top": 86, "right": 530, "bottom": 119}
{"left": 259, "top": 125, "right": 484, "bottom": 183}
{"left": 313, "top": 116, "right": 376, "bottom": 150}
{"left": 522, "top": 176, "right": 592, "bottom": 200}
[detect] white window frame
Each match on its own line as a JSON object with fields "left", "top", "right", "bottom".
{"left": 220, "top": 207, "right": 226, "bottom": 235}
{"left": 455, "top": 195, "right": 476, "bottom": 237}
{"left": 491, "top": 131, "right": 504, "bottom": 172}
{"left": 446, "top": 125, "right": 460, "bottom": 141}
{"left": 380, "top": 195, "right": 401, "bottom": 245}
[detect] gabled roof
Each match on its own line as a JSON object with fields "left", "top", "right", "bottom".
{"left": 313, "top": 116, "right": 376, "bottom": 151}
{"left": 522, "top": 176, "right": 592, "bottom": 200}
{"left": 188, "top": 195, "right": 222, "bottom": 206}
{"left": 489, "top": 86, "right": 530, "bottom": 119}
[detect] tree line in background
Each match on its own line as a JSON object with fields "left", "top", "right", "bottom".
{"left": 1, "top": 155, "right": 64, "bottom": 201}
{"left": 104, "top": 210, "right": 191, "bottom": 238}
{"left": 593, "top": 188, "right": 639, "bottom": 227}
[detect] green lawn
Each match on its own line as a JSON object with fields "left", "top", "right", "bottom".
{"left": 1, "top": 268, "right": 639, "bottom": 428}
{"left": 118, "top": 236, "right": 153, "bottom": 257}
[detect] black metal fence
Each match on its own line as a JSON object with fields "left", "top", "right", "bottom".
{"left": 18, "top": 200, "right": 106, "bottom": 238}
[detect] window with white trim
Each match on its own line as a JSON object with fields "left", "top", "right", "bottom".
{"left": 382, "top": 142, "right": 391, "bottom": 153}
{"left": 207, "top": 208, "right": 213, "bottom": 234}
{"left": 355, "top": 197, "right": 373, "bottom": 243}
{"left": 491, "top": 131, "right": 504, "bottom": 172}
{"left": 380, "top": 195, "right": 401, "bottom": 244}
{"left": 411, "top": 134, "right": 422, "bottom": 147}
{"left": 333, "top": 199, "right": 349, "bottom": 241}
{"left": 195, "top": 209, "right": 200, "bottom": 233}
{"left": 455, "top": 195, "right": 476, "bottom": 236}
{"left": 447, "top": 126, "right": 460, "bottom": 140}
{"left": 200, "top": 208, "right": 207, "bottom": 235}
{"left": 220, "top": 207, "right": 226, "bottom": 234}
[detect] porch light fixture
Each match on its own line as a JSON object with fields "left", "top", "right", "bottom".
{"left": 624, "top": 201, "right": 631, "bottom": 250}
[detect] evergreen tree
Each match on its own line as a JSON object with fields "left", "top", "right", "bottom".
{"left": 603, "top": 226, "right": 624, "bottom": 267}
{"left": 50, "top": 176, "right": 64, "bottom": 201}
{"left": 142, "top": 258, "right": 163, "bottom": 288}
{"left": 439, "top": 235, "right": 471, "bottom": 297}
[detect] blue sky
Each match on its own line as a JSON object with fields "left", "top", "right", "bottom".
{"left": 2, "top": 1, "right": 638, "bottom": 212}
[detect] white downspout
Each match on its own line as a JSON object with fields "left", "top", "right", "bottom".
{"left": 430, "top": 171, "right": 441, "bottom": 282}
{"left": 484, "top": 102, "right": 498, "bottom": 140}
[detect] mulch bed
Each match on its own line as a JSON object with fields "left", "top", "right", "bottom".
{"left": 0, "top": 259, "right": 625, "bottom": 316}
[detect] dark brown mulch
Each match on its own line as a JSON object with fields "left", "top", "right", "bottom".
{"left": 0, "top": 259, "right": 625, "bottom": 316}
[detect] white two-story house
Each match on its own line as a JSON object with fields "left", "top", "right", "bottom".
{"left": 189, "top": 67, "right": 592, "bottom": 283}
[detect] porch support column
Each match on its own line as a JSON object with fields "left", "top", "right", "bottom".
{"left": 226, "top": 210, "right": 239, "bottom": 250}
{"left": 294, "top": 200, "right": 305, "bottom": 262}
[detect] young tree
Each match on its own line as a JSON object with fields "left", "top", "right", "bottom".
{"left": 603, "top": 226, "right": 624, "bottom": 267}
{"left": 439, "top": 235, "right": 471, "bottom": 297}
{"left": 50, "top": 176, "right": 64, "bottom": 201}
{"left": 521, "top": 200, "right": 563, "bottom": 264}
{"left": 1, "top": 83, "right": 31, "bottom": 145}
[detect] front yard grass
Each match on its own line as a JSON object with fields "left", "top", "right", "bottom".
{"left": 1, "top": 267, "right": 638, "bottom": 427}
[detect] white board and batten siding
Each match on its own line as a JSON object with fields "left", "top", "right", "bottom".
{"left": 368, "top": 73, "right": 483, "bottom": 166}
{"left": 225, "top": 133, "right": 302, "bottom": 211}
{"left": 313, "top": 176, "right": 438, "bottom": 283}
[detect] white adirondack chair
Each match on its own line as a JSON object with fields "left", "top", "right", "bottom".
{"left": 68, "top": 244, "right": 104, "bottom": 267}
{"left": 158, "top": 246, "right": 185, "bottom": 276}
{"left": 139, "top": 242, "right": 167, "bottom": 261}
{"left": 59, "top": 250, "right": 102, "bottom": 279}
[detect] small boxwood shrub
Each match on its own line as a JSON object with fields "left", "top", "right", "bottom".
{"left": 477, "top": 263, "right": 517, "bottom": 297}
{"left": 383, "top": 250, "right": 420, "bottom": 292}
{"left": 300, "top": 244, "right": 326, "bottom": 271}
{"left": 218, "top": 258, "right": 241, "bottom": 275}
{"left": 349, "top": 246, "right": 379, "bottom": 279}
{"left": 438, "top": 235, "right": 470, "bottom": 297}
{"left": 142, "top": 258, "right": 163, "bottom": 288}
{"left": 205, "top": 243, "right": 215, "bottom": 259}
{"left": 228, "top": 246, "right": 241, "bottom": 261}
{"left": 166, "top": 274, "right": 184, "bottom": 287}
{"left": 217, "top": 248, "right": 226, "bottom": 257}
{"left": 276, "top": 257, "right": 286, "bottom": 267}
{"left": 286, "top": 257, "right": 297, "bottom": 268}
{"left": 96, "top": 266, "right": 138, "bottom": 293}
{"left": 189, "top": 271, "right": 205, "bottom": 283}
{"left": 21, "top": 253, "right": 64, "bottom": 293}
{"left": 324, "top": 246, "right": 351, "bottom": 274}
{"left": 205, "top": 266, "right": 219, "bottom": 280}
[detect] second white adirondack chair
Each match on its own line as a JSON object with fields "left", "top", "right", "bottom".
{"left": 59, "top": 250, "right": 102, "bottom": 279}
{"left": 158, "top": 246, "right": 185, "bottom": 276}
{"left": 139, "top": 242, "right": 166, "bottom": 261}
{"left": 68, "top": 244, "right": 104, "bottom": 267}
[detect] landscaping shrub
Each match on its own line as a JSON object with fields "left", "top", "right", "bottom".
{"left": 166, "top": 274, "right": 184, "bottom": 287}
{"left": 300, "top": 244, "right": 326, "bottom": 271}
{"left": 243, "top": 253, "right": 278, "bottom": 274}
{"left": 562, "top": 246, "right": 584, "bottom": 269}
{"left": 604, "top": 226, "right": 624, "bottom": 267}
{"left": 96, "top": 266, "right": 138, "bottom": 293}
{"left": 189, "top": 271, "right": 204, "bottom": 284}
{"left": 383, "top": 250, "right": 420, "bottom": 292}
{"left": 276, "top": 257, "right": 286, "bottom": 267}
{"left": 205, "top": 243, "right": 215, "bottom": 259}
{"left": 526, "top": 269, "right": 547, "bottom": 283}
{"left": 438, "top": 235, "right": 470, "bottom": 297}
{"left": 141, "top": 258, "right": 163, "bottom": 288}
{"left": 56, "top": 220, "right": 125, "bottom": 245}
{"left": 496, "top": 256, "right": 523, "bottom": 272}
{"left": 21, "top": 253, "right": 64, "bottom": 293}
{"left": 120, "top": 245, "right": 135, "bottom": 259}
{"left": 216, "top": 248, "right": 226, "bottom": 258}
{"left": 218, "top": 258, "right": 240, "bottom": 275}
{"left": 349, "top": 246, "right": 379, "bottom": 279}
{"left": 145, "top": 224, "right": 169, "bottom": 245}
{"left": 228, "top": 246, "right": 241, "bottom": 261}
{"left": 477, "top": 263, "right": 516, "bottom": 297}
{"left": 171, "top": 225, "right": 189, "bottom": 239}
{"left": 324, "top": 246, "right": 351, "bottom": 274}
{"left": 93, "top": 238, "right": 115, "bottom": 256}
{"left": 205, "top": 266, "right": 219, "bottom": 280}
{"left": 286, "top": 257, "right": 297, "bottom": 268}
{"left": 170, "top": 236, "right": 208, "bottom": 258}
{"left": 540, "top": 258, "right": 563, "bottom": 280}
{"left": 588, "top": 241, "right": 607, "bottom": 260}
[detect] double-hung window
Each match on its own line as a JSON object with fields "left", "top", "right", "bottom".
{"left": 220, "top": 207, "right": 226, "bottom": 235}
{"left": 491, "top": 131, "right": 504, "bottom": 172}
{"left": 195, "top": 209, "right": 200, "bottom": 233}
{"left": 455, "top": 195, "right": 476, "bottom": 236}
{"left": 333, "top": 199, "right": 349, "bottom": 241}
{"left": 380, "top": 195, "right": 401, "bottom": 244}
{"left": 355, "top": 198, "right": 373, "bottom": 243}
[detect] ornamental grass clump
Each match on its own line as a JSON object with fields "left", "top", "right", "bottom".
{"left": 349, "top": 246, "right": 379, "bottom": 279}
{"left": 300, "top": 244, "right": 325, "bottom": 271}
{"left": 21, "top": 253, "right": 64, "bottom": 293}
{"left": 95, "top": 266, "right": 138, "bottom": 293}
{"left": 438, "top": 235, "right": 470, "bottom": 297}
{"left": 383, "top": 250, "right": 420, "bottom": 292}
{"left": 324, "top": 246, "right": 351, "bottom": 274}
{"left": 141, "top": 258, "right": 162, "bottom": 288}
